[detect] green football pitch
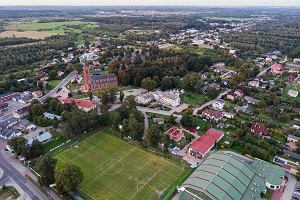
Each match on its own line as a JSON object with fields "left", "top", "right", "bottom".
{"left": 55, "top": 131, "right": 185, "bottom": 200}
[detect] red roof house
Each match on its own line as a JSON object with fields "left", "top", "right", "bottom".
{"left": 287, "top": 73, "right": 298, "bottom": 82}
{"left": 164, "top": 127, "right": 184, "bottom": 141}
{"left": 250, "top": 123, "right": 269, "bottom": 137}
{"left": 271, "top": 64, "right": 283, "bottom": 75}
{"left": 59, "top": 98, "right": 96, "bottom": 112}
{"left": 188, "top": 129, "right": 224, "bottom": 158}
{"left": 234, "top": 89, "right": 244, "bottom": 97}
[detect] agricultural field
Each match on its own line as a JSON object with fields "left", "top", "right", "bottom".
{"left": 6, "top": 21, "right": 98, "bottom": 34}
{"left": 55, "top": 132, "right": 187, "bottom": 200}
{"left": 0, "top": 30, "right": 55, "bottom": 39}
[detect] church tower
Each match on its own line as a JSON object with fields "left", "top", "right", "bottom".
{"left": 83, "top": 65, "right": 91, "bottom": 92}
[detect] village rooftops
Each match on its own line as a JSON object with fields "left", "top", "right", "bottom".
{"left": 251, "top": 123, "right": 269, "bottom": 136}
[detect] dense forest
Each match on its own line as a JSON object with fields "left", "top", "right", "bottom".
{"left": 223, "top": 16, "right": 300, "bottom": 58}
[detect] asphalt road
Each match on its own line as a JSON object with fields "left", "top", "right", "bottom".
{"left": 40, "top": 70, "right": 78, "bottom": 102}
{"left": 192, "top": 89, "right": 231, "bottom": 115}
{"left": 0, "top": 152, "right": 48, "bottom": 200}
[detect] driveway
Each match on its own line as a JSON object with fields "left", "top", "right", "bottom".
{"left": 282, "top": 174, "right": 297, "bottom": 200}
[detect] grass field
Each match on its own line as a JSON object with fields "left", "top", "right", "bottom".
{"left": 0, "top": 30, "right": 55, "bottom": 39}
{"left": 6, "top": 21, "right": 98, "bottom": 34}
{"left": 180, "top": 92, "right": 209, "bottom": 105}
{"left": 55, "top": 132, "right": 186, "bottom": 200}
{"left": 48, "top": 80, "right": 61, "bottom": 88}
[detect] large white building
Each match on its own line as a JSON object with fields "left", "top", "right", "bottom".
{"left": 136, "top": 90, "right": 181, "bottom": 108}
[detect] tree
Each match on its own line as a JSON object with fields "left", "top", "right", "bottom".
{"left": 145, "top": 125, "right": 160, "bottom": 147}
{"left": 8, "top": 137, "right": 27, "bottom": 156}
{"left": 181, "top": 73, "right": 203, "bottom": 92}
{"left": 181, "top": 113, "right": 193, "bottom": 128}
{"left": 119, "top": 91, "right": 125, "bottom": 103}
{"left": 141, "top": 77, "right": 158, "bottom": 91}
{"left": 26, "top": 140, "right": 43, "bottom": 159}
{"left": 100, "top": 91, "right": 110, "bottom": 106}
{"left": 167, "top": 115, "right": 176, "bottom": 125}
{"left": 55, "top": 162, "right": 83, "bottom": 192}
{"left": 128, "top": 113, "right": 143, "bottom": 141}
{"left": 36, "top": 156, "right": 57, "bottom": 187}
{"left": 29, "top": 99, "right": 44, "bottom": 117}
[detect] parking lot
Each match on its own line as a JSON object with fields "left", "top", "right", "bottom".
{"left": 0, "top": 100, "right": 24, "bottom": 120}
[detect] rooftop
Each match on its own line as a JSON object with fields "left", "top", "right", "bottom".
{"left": 179, "top": 151, "right": 266, "bottom": 200}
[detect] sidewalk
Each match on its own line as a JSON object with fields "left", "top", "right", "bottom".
{"left": 1, "top": 150, "right": 61, "bottom": 200}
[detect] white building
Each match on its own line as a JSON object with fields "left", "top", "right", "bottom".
{"left": 135, "top": 93, "right": 154, "bottom": 105}
{"left": 135, "top": 90, "right": 181, "bottom": 108}
{"left": 212, "top": 100, "right": 225, "bottom": 110}
{"left": 248, "top": 80, "right": 260, "bottom": 88}
{"left": 288, "top": 90, "right": 299, "bottom": 97}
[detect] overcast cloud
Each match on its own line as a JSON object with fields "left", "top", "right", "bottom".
{"left": 1, "top": 0, "right": 300, "bottom": 6}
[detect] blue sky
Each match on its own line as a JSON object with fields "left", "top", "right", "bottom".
{"left": 1, "top": 0, "right": 300, "bottom": 6}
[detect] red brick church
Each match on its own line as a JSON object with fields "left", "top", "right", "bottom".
{"left": 82, "top": 66, "right": 118, "bottom": 92}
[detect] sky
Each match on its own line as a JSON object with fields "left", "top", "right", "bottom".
{"left": 0, "top": 0, "right": 300, "bottom": 6}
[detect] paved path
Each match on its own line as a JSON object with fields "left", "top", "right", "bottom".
{"left": 0, "top": 151, "right": 48, "bottom": 200}
{"left": 281, "top": 173, "right": 297, "bottom": 200}
{"left": 40, "top": 70, "right": 78, "bottom": 101}
{"left": 193, "top": 89, "right": 231, "bottom": 115}
{"left": 142, "top": 112, "right": 149, "bottom": 140}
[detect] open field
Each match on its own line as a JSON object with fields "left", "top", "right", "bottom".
{"left": 0, "top": 30, "right": 56, "bottom": 39}
{"left": 180, "top": 92, "right": 209, "bottom": 105}
{"left": 55, "top": 132, "right": 187, "bottom": 200}
{"left": 7, "top": 21, "right": 98, "bottom": 34}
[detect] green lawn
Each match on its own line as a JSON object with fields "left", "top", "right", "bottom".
{"left": 180, "top": 92, "right": 209, "bottom": 106}
{"left": 15, "top": 21, "right": 98, "bottom": 34}
{"left": 55, "top": 131, "right": 187, "bottom": 200}
{"left": 0, "top": 186, "right": 20, "bottom": 199}
{"left": 283, "top": 83, "right": 300, "bottom": 103}
{"left": 43, "top": 130, "right": 67, "bottom": 153}
{"left": 48, "top": 80, "right": 61, "bottom": 88}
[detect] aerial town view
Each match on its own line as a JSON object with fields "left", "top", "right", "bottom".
{"left": 1, "top": 0, "right": 300, "bottom": 200}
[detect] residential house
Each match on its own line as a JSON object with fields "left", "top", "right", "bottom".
{"left": 188, "top": 129, "right": 224, "bottom": 158}
{"left": 43, "top": 112, "right": 61, "bottom": 120}
{"left": 164, "top": 127, "right": 184, "bottom": 142}
{"left": 0, "top": 117, "right": 20, "bottom": 129}
{"left": 288, "top": 90, "right": 299, "bottom": 98}
{"left": 28, "top": 131, "right": 52, "bottom": 145}
{"left": 19, "top": 92, "right": 33, "bottom": 104}
{"left": 287, "top": 74, "right": 298, "bottom": 82}
{"left": 201, "top": 83, "right": 220, "bottom": 94}
{"left": 0, "top": 128, "right": 22, "bottom": 140}
{"left": 244, "top": 96, "right": 260, "bottom": 104}
{"left": 226, "top": 94, "right": 235, "bottom": 101}
{"left": 248, "top": 80, "right": 260, "bottom": 88}
{"left": 153, "top": 118, "right": 165, "bottom": 125}
{"left": 19, "top": 120, "right": 36, "bottom": 131}
{"left": 234, "top": 89, "right": 244, "bottom": 97}
{"left": 202, "top": 109, "right": 223, "bottom": 121}
{"left": 0, "top": 102, "right": 9, "bottom": 113}
{"left": 251, "top": 123, "right": 269, "bottom": 137}
{"left": 270, "top": 64, "right": 283, "bottom": 76}
{"left": 287, "top": 134, "right": 300, "bottom": 143}
{"left": 212, "top": 100, "right": 225, "bottom": 110}
{"left": 13, "top": 107, "right": 29, "bottom": 118}
{"left": 222, "top": 112, "right": 235, "bottom": 119}
{"left": 59, "top": 98, "right": 96, "bottom": 112}
{"left": 212, "top": 63, "right": 225, "bottom": 73}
